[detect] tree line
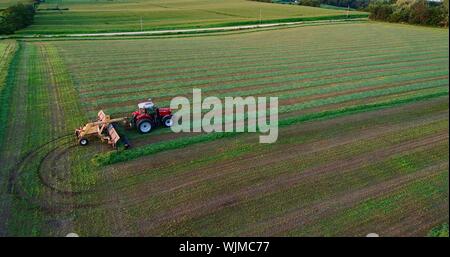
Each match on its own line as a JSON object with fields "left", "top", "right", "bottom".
{"left": 0, "top": 1, "right": 38, "bottom": 35}
{"left": 368, "top": 0, "right": 448, "bottom": 27}
{"left": 253, "top": 0, "right": 449, "bottom": 27}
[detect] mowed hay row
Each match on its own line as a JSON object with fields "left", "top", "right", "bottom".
{"left": 53, "top": 23, "right": 449, "bottom": 116}
{"left": 70, "top": 97, "right": 449, "bottom": 236}
{"left": 45, "top": 23, "right": 449, "bottom": 164}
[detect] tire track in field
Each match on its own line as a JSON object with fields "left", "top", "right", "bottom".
{"left": 133, "top": 132, "right": 448, "bottom": 235}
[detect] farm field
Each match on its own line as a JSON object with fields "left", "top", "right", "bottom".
{"left": 15, "top": 0, "right": 367, "bottom": 34}
{"left": 0, "top": 0, "right": 20, "bottom": 9}
{"left": 0, "top": 22, "right": 448, "bottom": 236}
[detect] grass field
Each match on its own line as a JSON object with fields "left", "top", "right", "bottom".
{"left": 10, "top": 0, "right": 367, "bottom": 34}
{"left": 0, "top": 0, "right": 20, "bottom": 9}
{"left": 0, "top": 22, "right": 448, "bottom": 236}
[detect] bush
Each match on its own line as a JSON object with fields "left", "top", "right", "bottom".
{"left": 320, "top": 0, "right": 371, "bottom": 10}
{"left": 369, "top": 1, "right": 394, "bottom": 21}
{"left": 0, "top": 2, "right": 37, "bottom": 35}
{"left": 368, "top": 0, "right": 449, "bottom": 27}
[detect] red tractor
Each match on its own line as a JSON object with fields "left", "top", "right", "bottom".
{"left": 130, "top": 100, "right": 174, "bottom": 133}
{"left": 75, "top": 99, "right": 173, "bottom": 148}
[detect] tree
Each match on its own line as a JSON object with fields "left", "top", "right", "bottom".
{"left": 367, "top": 0, "right": 448, "bottom": 27}
{"left": 389, "top": 0, "right": 412, "bottom": 22}
{"left": 0, "top": 3, "right": 36, "bottom": 35}
{"left": 441, "top": 0, "right": 449, "bottom": 26}
{"left": 368, "top": 1, "right": 394, "bottom": 20}
{"left": 409, "top": 0, "right": 431, "bottom": 25}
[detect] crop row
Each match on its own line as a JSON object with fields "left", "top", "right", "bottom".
{"left": 77, "top": 51, "right": 447, "bottom": 96}
{"left": 85, "top": 67, "right": 448, "bottom": 117}
{"left": 81, "top": 60, "right": 448, "bottom": 108}
{"left": 66, "top": 39, "right": 447, "bottom": 83}
{"left": 92, "top": 90, "right": 448, "bottom": 166}
{"left": 60, "top": 32, "right": 446, "bottom": 71}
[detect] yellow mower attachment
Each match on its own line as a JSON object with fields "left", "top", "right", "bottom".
{"left": 75, "top": 110, "right": 129, "bottom": 148}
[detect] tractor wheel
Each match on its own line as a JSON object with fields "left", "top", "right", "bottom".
{"left": 162, "top": 115, "right": 174, "bottom": 127}
{"left": 137, "top": 119, "right": 152, "bottom": 134}
{"left": 79, "top": 138, "right": 89, "bottom": 146}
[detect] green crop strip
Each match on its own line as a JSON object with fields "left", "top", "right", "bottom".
{"left": 92, "top": 90, "right": 448, "bottom": 166}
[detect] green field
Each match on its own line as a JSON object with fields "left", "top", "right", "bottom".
{"left": 7, "top": 0, "right": 367, "bottom": 34}
{"left": 0, "top": 21, "right": 448, "bottom": 236}
{"left": 0, "top": 0, "right": 21, "bottom": 9}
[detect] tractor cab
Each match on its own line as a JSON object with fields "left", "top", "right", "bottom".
{"left": 138, "top": 101, "right": 156, "bottom": 115}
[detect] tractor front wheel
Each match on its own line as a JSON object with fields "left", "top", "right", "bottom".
{"left": 162, "top": 115, "right": 174, "bottom": 127}
{"left": 79, "top": 138, "right": 89, "bottom": 146}
{"left": 137, "top": 119, "right": 152, "bottom": 134}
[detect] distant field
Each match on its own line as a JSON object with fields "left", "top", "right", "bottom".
{"left": 0, "top": 0, "right": 20, "bottom": 9}
{"left": 0, "top": 22, "right": 448, "bottom": 236}
{"left": 15, "top": 0, "right": 367, "bottom": 34}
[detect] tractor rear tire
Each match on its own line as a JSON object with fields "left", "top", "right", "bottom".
{"left": 79, "top": 138, "right": 89, "bottom": 146}
{"left": 162, "top": 115, "right": 174, "bottom": 127}
{"left": 137, "top": 119, "right": 152, "bottom": 134}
